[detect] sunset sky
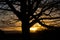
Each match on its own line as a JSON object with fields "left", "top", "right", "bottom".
{"left": 0, "top": 0, "right": 60, "bottom": 33}
{"left": 0, "top": 7, "right": 60, "bottom": 33}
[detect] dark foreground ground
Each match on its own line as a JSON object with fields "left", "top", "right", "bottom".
{"left": 0, "top": 29, "right": 60, "bottom": 40}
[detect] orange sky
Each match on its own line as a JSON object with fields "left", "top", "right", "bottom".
{"left": 0, "top": 22, "right": 47, "bottom": 33}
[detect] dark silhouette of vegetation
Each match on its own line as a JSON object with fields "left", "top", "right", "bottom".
{"left": 0, "top": 0, "right": 60, "bottom": 40}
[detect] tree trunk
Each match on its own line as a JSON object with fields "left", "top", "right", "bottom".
{"left": 22, "top": 20, "right": 30, "bottom": 40}
{"left": 21, "top": 0, "right": 30, "bottom": 40}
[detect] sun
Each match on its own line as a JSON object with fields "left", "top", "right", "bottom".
{"left": 30, "top": 23, "right": 47, "bottom": 33}
{"left": 30, "top": 27, "right": 38, "bottom": 33}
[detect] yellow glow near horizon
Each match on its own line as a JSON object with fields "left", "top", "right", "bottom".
{"left": 30, "top": 27, "right": 37, "bottom": 31}
{"left": 0, "top": 22, "right": 47, "bottom": 33}
{"left": 14, "top": 21, "right": 47, "bottom": 33}
{"left": 30, "top": 27, "right": 38, "bottom": 32}
{"left": 30, "top": 23, "right": 47, "bottom": 33}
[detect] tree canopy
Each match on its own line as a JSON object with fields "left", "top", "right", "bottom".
{"left": 0, "top": 0, "right": 60, "bottom": 40}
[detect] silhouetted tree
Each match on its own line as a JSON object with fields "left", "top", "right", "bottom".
{"left": 0, "top": 0, "right": 60, "bottom": 40}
